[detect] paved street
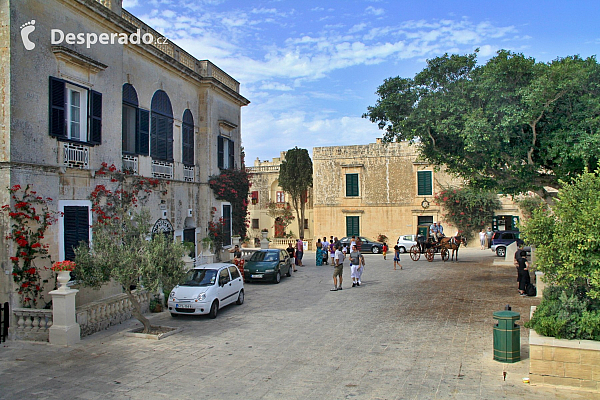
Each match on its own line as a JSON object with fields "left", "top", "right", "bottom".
{"left": 0, "top": 247, "right": 594, "bottom": 399}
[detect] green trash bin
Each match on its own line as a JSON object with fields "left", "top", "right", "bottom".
{"left": 493, "top": 310, "right": 520, "bottom": 362}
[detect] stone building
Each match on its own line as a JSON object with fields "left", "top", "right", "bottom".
{"left": 312, "top": 140, "right": 524, "bottom": 243}
{"left": 312, "top": 140, "right": 461, "bottom": 242}
{"left": 0, "top": 0, "right": 249, "bottom": 308}
{"left": 246, "top": 153, "right": 313, "bottom": 248}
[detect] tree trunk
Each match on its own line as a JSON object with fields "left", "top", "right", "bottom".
{"left": 299, "top": 200, "right": 306, "bottom": 239}
{"left": 125, "top": 289, "right": 152, "bottom": 334}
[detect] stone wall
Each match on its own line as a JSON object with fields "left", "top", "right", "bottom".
{"left": 529, "top": 328, "right": 600, "bottom": 392}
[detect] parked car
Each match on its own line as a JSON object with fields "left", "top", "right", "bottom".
{"left": 396, "top": 234, "right": 417, "bottom": 253}
{"left": 339, "top": 237, "right": 384, "bottom": 254}
{"left": 490, "top": 230, "right": 526, "bottom": 257}
{"left": 168, "top": 263, "right": 244, "bottom": 319}
{"left": 244, "top": 249, "right": 292, "bottom": 284}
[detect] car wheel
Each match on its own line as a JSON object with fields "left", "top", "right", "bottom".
{"left": 496, "top": 247, "right": 506, "bottom": 257}
{"left": 398, "top": 246, "right": 406, "bottom": 253}
{"left": 286, "top": 265, "right": 292, "bottom": 277}
{"left": 371, "top": 246, "right": 380, "bottom": 254}
{"left": 170, "top": 313, "right": 179, "bottom": 318}
{"left": 236, "top": 289, "right": 244, "bottom": 305}
{"left": 274, "top": 271, "right": 281, "bottom": 284}
{"left": 208, "top": 300, "right": 219, "bottom": 319}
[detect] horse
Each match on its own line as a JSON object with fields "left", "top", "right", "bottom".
{"left": 439, "top": 236, "right": 466, "bottom": 261}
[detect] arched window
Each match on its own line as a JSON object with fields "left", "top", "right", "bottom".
{"left": 182, "top": 109, "right": 194, "bottom": 166}
{"left": 150, "top": 90, "right": 174, "bottom": 162}
{"left": 122, "top": 83, "right": 149, "bottom": 155}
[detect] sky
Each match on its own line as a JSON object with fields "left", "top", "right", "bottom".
{"left": 122, "top": 0, "right": 600, "bottom": 164}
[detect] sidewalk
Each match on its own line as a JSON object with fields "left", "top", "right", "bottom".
{"left": 0, "top": 247, "right": 594, "bottom": 399}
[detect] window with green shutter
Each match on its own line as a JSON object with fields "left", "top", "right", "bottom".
{"left": 346, "top": 216, "right": 360, "bottom": 237}
{"left": 417, "top": 171, "right": 433, "bottom": 196}
{"left": 346, "top": 173, "right": 359, "bottom": 197}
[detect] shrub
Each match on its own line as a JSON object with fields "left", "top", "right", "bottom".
{"left": 525, "top": 285, "right": 600, "bottom": 341}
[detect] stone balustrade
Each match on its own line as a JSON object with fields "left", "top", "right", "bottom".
{"left": 12, "top": 308, "right": 53, "bottom": 341}
{"left": 76, "top": 290, "right": 150, "bottom": 338}
{"left": 12, "top": 290, "right": 150, "bottom": 342}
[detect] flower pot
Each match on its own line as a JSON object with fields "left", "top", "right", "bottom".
{"left": 261, "top": 231, "right": 268, "bottom": 239}
{"left": 56, "top": 270, "right": 71, "bottom": 290}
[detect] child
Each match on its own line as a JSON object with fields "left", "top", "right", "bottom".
{"left": 382, "top": 242, "right": 388, "bottom": 260}
{"left": 393, "top": 245, "right": 402, "bottom": 270}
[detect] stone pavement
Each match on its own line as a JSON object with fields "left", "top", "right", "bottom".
{"left": 0, "top": 247, "right": 595, "bottom": 399}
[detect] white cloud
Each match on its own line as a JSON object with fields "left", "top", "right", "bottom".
{"left": 366, "top": 6, "right": 385, "bottom": 16}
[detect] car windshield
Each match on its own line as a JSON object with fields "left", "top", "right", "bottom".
{"left": 250, "top": 251, "right": 278, "bottom": 262}
{"left": 181, "top": 269, "right": 218, "bottom": 287}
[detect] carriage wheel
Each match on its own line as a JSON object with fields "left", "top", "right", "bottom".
{"left": 409, "top": 245, "right": 420, "bottom": 261}
{"left": 425, "top": 248, "right": 435, "bottom": 262}
{"left": 441, "top": 247, "right": 449, "bottom": 262}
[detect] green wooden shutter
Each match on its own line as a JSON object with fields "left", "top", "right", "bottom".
{"left": 64, "top": 206, "right": 89, "bottom": 261}
{"left": 346, "top": 216, "right": 359, "bottom": 237}
{"left": 417, "top": 171, "right": 432, "bottom": 196}
{"left": 346, "top": 174, "right": 359, "bottom": 197}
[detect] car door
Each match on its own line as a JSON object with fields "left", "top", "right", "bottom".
{"left": 228, "top": 265, "right": 243, "bottom": 298}
{"left": 280, "top": 250, "right": 290, "bottom": 275}
{"left": 218, "top": 267, "right": 237, "bottom": 306}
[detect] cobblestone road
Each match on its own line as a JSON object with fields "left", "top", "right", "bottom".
{"left": 0, "top": 247, "right": 594, "bottom": 399}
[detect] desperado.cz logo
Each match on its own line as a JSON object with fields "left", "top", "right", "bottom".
{"left": 19, "top": 20, "right": 167, "bottom": 51}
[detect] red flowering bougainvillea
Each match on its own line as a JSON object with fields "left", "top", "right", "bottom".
{"left": 433, "top": 186, "right": 501, "bottom": 241}
{"left": 208, "top": 168, "right": 252, "bottom": 238}
{"left": 2, "top": 184, "right": 59, "bottom": 307}
{"left": 266, "top": 201, "right": 295, "bottom": 237}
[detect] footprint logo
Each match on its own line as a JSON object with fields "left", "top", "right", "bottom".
{"left": 20, "top": 20, "right": 36, "bottom": 51}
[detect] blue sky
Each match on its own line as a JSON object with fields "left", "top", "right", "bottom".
{"left": 123, "top": 0, "right": 600, "bottom": 163}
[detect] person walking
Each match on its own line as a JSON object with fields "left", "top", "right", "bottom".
{"left": 316, "top": 238, "right": 323, "bottom": 266}
{"left": 357, "top": 252, "right": 365, "bottom": 285}
{"left": 393, "top": 245, "right": 402, "bottom": 270}
{"left": 486, "top": 227, "right": 493, "bottom": 248}
{"left": 296, "top": 237, "right": 304, "bottom": 267}
{"left": 479, "top": 229, "right": 486, "bottom": 250}
{"left": 349, "top": 244, "right": 362, "bottom": 287}
{"left": 382, "top": 242, "right": 388, "bottom": 260}
{"left": 331, "top": 244, "right": 345, "bottom": 291}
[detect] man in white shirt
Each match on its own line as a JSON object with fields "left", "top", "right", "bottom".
{"left": 331, "top": 245, "right": 345, "bottom": 291}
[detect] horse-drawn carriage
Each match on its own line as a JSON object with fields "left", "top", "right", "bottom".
{"left": 409, "top": 225, "right": 465, "bottom": 262}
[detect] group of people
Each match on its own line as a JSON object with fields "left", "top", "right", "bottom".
{"left": 285, "top": 237, "right": 305, "bottom": 272}
{"left": 429, "top": 222, "right": 445, "bottom": 241}
{"left": 478, "top": 227, "right": 494, "bottom": 250}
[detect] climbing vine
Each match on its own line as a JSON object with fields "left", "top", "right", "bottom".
{"left": 434, "top": 186, "right": 501, "bottom": 240}
{"left": 2, "top": 185, "right": 58, "bottom": 308}
{"left": 208, "top": 168, "right": 252, "bottom": 238}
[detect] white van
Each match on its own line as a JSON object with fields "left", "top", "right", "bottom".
{"left": 168, "top": 263, "right": 244, "bottom": 318}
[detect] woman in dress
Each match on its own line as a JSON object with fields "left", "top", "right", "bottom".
{"left": 315, "top": 238, "right": 323, "bottom": 266}
{"left": 516, "top": 250, "right": 530, "bottom": 296}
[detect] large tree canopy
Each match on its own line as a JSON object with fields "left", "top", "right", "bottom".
{"left": 363, "top": 50, "right": 600, "bottom": 198}
{"left": 278, "top": 147, "right": 313, "bottom": 239}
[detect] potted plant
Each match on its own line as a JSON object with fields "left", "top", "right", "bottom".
{"left": 261, "top": 228, "right": 269, "bottom": 239}
{"left": 51, "top": 260, "right": 76, "bottom": 290}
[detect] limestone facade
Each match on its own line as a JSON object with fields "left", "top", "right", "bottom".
{"left": 312, "top": 140, "right": 463, "bottom": 243}
{"left": 246, "top": 153, "right": 314, "bottom": 247}
{"left": 0, "top": 0, "right": 249, "bottom": 307}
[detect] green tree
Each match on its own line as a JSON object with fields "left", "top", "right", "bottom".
{"left": 278, "top": 147, "right": 313, "bottom": 238}
{"left": 520, "top": 169, "right": 600, "bottom": 300}
{"left": 433, "top": 187, "right": 501, "bottom": 240}
{"left": 73, "top": 164, "right": 186, "bottom": 333}
{"left": 364, "top": 50, "right": 600, "bottom": 200}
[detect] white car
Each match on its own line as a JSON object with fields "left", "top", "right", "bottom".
{"left": 396, "top": 234, "right": 417, "bottom": 253}
{"left": 168, "top": 263, "right": 244, "bottom": 318}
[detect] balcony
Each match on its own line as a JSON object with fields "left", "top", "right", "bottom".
{"left": 183, "top": 165, "right": 194, "bottom": 182}
{"left": 151, "top": 160, "right": 173, "bottom": 179}
{"left": 122, "top": 155, "right": 138, "bottom": 174}
{"left": 62, "top": 142, "right": 89, "bottom": 169}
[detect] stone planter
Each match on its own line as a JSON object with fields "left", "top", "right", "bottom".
{"left": 56, "top": 270, "right": 72, "bottom": 290}
{"left": 261, "top": 231, "right": 268, "bottom": 239}
{"left": 529, "top": 306, "right": 600, "bottom": 392}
